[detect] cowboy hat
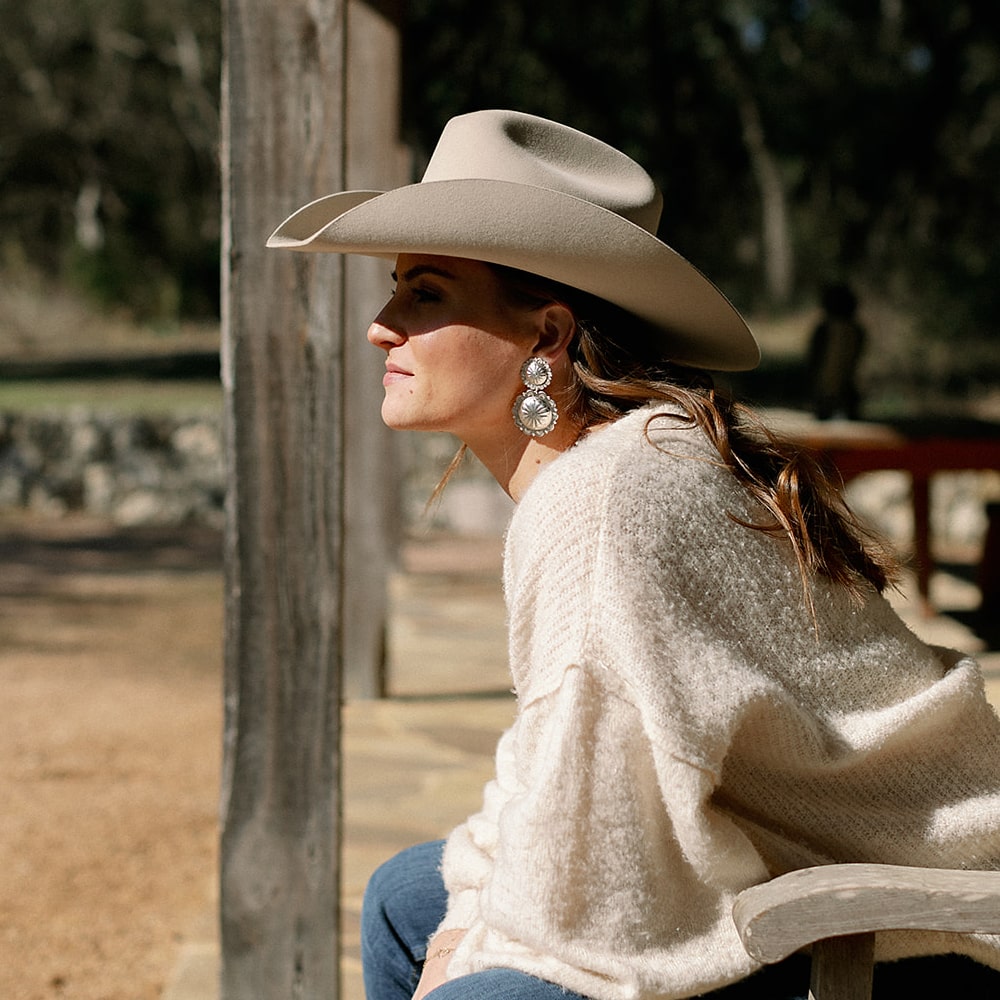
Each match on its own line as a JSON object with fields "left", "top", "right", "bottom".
{"left": 267, "top": 110, "right": 759, "bottom": 371}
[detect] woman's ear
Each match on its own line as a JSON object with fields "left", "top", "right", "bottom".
{"left": 533, "top": 302, "right": 577, "bottom": 360}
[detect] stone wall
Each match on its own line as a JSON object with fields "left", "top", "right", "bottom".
{"left": 0, "top": 409, "right": 226, "bottom": 528}
{"left": 0, "top": 409, "right": 512, "bottom": 535}
{"left": 1, "top": 409, "right": 996, "bottom": 559}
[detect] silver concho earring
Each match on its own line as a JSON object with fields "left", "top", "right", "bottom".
{"left": 513, "top": 357, "right": 558, "bottom": 437}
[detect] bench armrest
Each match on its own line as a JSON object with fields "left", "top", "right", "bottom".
{"left": 733, "top": 863, "right": 1000, "bottom": 964}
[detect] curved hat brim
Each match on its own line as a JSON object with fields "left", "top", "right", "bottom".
{"left": 267, "top": 179, "right": 759, "bottom": 372}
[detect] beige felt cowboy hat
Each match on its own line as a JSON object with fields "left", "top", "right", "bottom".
{"left": 267, "top": 110, "right": 759, "bottom": 371}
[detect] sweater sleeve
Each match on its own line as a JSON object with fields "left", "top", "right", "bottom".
{"left": 441, "top": 664, "right": 764, "bottom": 1000}
{"left": 437, "top": 419, "right": 772, "bottom": 999}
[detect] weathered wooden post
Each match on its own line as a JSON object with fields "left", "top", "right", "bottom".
{"left": 343, "top": 0, "right": 407, "bottom": 701}
{"left": 219, "top": 0, "right": 402, "bottom": 995}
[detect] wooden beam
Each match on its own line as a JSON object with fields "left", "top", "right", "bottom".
{"left": 220, "top": 0, "right": 404, "bottom": 991}
{"left": 342, "top": 0, "right": 408, "bottom": 699}
{"left": 219, "top": 0, "right": 347, "bottom": 996}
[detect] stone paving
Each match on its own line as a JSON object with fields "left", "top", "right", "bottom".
{"left": 164, "top": 533, "right": 1000, "bottom": 1000}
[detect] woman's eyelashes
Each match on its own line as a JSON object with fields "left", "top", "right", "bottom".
{"left": 393, "top": 286, "right": 441, "bottom": 305}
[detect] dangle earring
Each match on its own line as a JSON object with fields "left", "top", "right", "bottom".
{"left": 512, "top": 357, "right": 559, "bottom": 437}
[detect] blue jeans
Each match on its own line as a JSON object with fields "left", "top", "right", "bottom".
{"left": 361, "top": 840, "right": 999, "bottom": 999}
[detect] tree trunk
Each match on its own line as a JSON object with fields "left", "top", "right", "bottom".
{"left": 695, "top": 17, "right": 795, "bottom": 308}
{"left": 736, "top": 92, "right": 794, "bottom": 306}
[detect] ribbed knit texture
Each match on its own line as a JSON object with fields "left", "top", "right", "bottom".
{"left": 436, "top": 405, "right": 1000, "bottom": 999}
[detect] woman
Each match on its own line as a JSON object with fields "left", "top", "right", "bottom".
{"left": 268, "top": 111, "right": 1000, "bottom": 999}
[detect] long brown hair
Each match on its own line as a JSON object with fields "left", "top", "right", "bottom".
{"left": 488, "top": 263, "right": 898, "bottom": 611}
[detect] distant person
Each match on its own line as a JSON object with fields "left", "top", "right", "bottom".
{"left": 807, "top": 282, "right": 867, "bottom": 420}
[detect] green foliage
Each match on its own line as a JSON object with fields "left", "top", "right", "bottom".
{"left": 1, "top": 0, "right": 998, "bottom": 346}
{"left": 0, "top": 0, "right": 221, "bottom": 321}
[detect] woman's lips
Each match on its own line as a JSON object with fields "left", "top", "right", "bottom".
{"left": 383, "top": 363, "right": 412, "bottom": 386}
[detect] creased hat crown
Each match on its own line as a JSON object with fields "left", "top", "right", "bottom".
{"left": 421, "top": 111, "right": 664, "bottom": 234}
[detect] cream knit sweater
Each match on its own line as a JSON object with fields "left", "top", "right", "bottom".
{"left": 436, "top": 405, "right": 1000, "bottom": 999}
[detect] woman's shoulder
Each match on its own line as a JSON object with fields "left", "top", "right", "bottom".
{"left": 507, "top": 403, "right": 744, "bottom": 579}
{"left": 517, "top": 403, "right": 728, "bottom": 522}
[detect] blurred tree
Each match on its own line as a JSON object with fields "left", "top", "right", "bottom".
{"left": 0, "top": 0, "right": 997, "bottom": 343}
{"left": 724, "top": 0, "right": 1000, "bottom": 341}
{"left": 0, "top": 0, "right": 220, "bottom": 321}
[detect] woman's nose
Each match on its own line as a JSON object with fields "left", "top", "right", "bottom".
{"left": 366, "top": 305, "right": 406, "bottom": 350}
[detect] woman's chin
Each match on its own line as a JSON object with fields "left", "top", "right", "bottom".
{"left": 380, "top": 404, "right": 433, "bottom": 434}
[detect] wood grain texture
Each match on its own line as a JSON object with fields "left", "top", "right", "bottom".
{"left": 808, "top": 933, "right": 874, "bottom": 1000}
{"left": 342, "top": 0, "right": 407, "bottom": 699}
{"left": 219, "top": 1, "right": 347, "bottom": 996}
{"left": 735, "top": 863, "right": 1000, "bottom": 965}
{"left": 219, "top": 1, "right": 404, "bottom": 989}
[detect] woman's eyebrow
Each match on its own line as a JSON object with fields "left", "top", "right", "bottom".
{"left": 392, "top": 264, "right": 459, "bottom": 283}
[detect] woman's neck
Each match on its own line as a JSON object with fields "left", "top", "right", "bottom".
{"left": 468, "top": 417, "right": 584, "bottom": 502}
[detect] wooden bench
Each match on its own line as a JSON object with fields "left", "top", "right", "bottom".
{"left": 733, "top": 864, "right": 1000, "bottom": 999}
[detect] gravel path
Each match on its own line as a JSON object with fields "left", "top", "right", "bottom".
{"left": 1, "top": 514, "right": 222, "bottom": 1000}
{"left": 2, "top": 513, "right": 996, "bottom": 1000}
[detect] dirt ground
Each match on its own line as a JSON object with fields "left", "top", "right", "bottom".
{"left": 1, "top": 512, "right": 224, "bottom": 1000}
{"left": 2, "top": 508, "right": 998, "bottom": 1000}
